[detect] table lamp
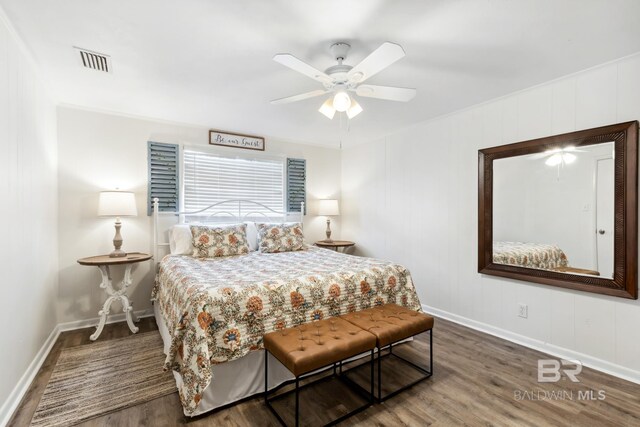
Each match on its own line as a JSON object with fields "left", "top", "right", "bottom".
{"left": 98, "top": 191, "right": 138, "bottom": 257}
{"left": 317, "top": 199, "right": 340, "bottom": 242}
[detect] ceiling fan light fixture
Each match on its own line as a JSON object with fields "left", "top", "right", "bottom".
{"left": 333, "top": 91, "right": 351, "bottom": 112}
{"left": 346, "top": 99, "right": 363, "bottom": 119}
{"left": 545, "top": 154, "right": 562, "bottom": 166}
{"left": 271, "top": 41, "right": 415, "bottom": 120}
{"left": 562, "top": 153, "right": 577, "bottom": 164}
{"left": 318, "top": 98, "right": 336, "bottom": 119}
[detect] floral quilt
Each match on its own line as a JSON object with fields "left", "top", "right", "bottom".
{"left": 152, "top": 245, "right": 422, "bottom": 414}
{"left": 493, "top": 241, "right": 569, "bottom": 270}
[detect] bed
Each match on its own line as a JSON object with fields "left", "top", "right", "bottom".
{"left": 151, "top": 199, "right": 423, "bottom": 416}
{"left": 493, "top": 241, "right": 569, "bottom": 270}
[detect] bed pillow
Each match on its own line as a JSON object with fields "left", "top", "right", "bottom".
{"left": 171, "top": 222, "right": 257, "bottom": 254}
{"left": 245, "top": 221, "right": 258, "bottom": 252}
{"left": 256, "top": 222, "right": 304, "bottom": 253}
{"left": 169, "top": 224, "right": 194, "bottom": 255}
{"left": 190, "top": 224, "right": 250, "bottom": 258}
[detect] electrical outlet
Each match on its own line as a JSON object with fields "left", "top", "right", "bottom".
{"left": 518, "top": 303, "right": 528, "bottom": 318}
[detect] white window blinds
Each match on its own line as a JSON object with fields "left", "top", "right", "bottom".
{"left": 183, "top": 149, "right": 285, "bottom": 214}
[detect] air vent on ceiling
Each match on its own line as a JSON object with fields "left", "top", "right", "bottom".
{"left": 74, "top": 47, "right": 112, "bottom": 73}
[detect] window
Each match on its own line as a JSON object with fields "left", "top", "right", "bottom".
{"left": 183, "top": 148, "right": 286, "bottom": 215}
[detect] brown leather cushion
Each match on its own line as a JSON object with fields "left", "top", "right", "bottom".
{"left": 340, "top": 304, "right": 434, "bottom": 348}
{"left": 264, "top": 318, "right": 376, "bottom": 377}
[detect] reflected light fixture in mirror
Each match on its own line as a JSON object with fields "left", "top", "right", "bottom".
{"left": 544, "top": 146, "right": 579, "bottom": 167}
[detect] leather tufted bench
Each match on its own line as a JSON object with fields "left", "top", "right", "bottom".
{"left": 264, "top": 317, "right": 376, "bottom": 427}
{"left": 341, "top": 303, "right": 434, "bottom": 401}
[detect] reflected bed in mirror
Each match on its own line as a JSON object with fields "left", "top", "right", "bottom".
{"left": 479, "top": 121, "right": 638, "bottom": 299}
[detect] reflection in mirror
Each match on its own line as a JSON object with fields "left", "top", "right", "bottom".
{"left": 493, "top": 142, "right": 614, "bottom": 278}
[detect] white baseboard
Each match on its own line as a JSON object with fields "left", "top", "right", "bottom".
{"left": 0, "top": 326, "right": 59, "bottom": 427}
{"left": 422, "top": 304, "right": 640, "bottom": 385}
{"left": 0, "top": 308, "right": 155, "bottom": 427}
{"left": 56, "top": 308, "right": 155, "bottom": 332}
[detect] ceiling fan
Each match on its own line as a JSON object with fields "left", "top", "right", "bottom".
{"left": 271, "top": 42, "right": 416, "bottom": 119}
{"left": 529, "top": 146, "right": 586, "bottom": 166}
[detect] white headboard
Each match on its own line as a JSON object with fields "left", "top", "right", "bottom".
{"left": 152, "top": 198, "right": 304, "bottom": 262}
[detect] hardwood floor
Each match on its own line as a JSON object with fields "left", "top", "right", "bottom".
{"left": 9, "top": 316, "right": 640, "bottom": 426}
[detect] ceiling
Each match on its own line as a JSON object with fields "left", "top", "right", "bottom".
{"left": 3, "top": 0, "right": 640, "bottom": 147}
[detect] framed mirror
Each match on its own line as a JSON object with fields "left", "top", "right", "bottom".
{"left": 478, "top": 121, "right": 638, "bottom": 299}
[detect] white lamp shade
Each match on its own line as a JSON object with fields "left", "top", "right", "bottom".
{"left": 346, "top": 99, "right": 363, "bottom": 119}
{"left": 317, "top": 199, "right": 340, "bottom": 216}
{"left": 98, "top": 191, "right": 138, "bottom": 217}
{"left": 319, "top": 98, "right": 336, "bottom": 119}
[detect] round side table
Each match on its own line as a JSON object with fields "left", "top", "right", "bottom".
{"left": 314, "top": 240, "right": 355, "bottom": 252}
{"left": 77, "top": 252, "right": 152, "bottom": 340}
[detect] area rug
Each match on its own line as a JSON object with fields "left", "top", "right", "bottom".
{"left": 31, "top": 332, "right": 177, "bottom": 427}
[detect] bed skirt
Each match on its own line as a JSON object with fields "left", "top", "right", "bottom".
{"left": 154, "top": 303, "right": 412, "bottom": 416}
{"left": 154, "top": 303, "right": 294, "bottom": 416}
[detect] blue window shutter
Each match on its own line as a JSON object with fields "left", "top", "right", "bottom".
{"left": 148, "top": 142, "right": 179, "bottom": 215}
{"left": 286, "top": 158, "right": 306, "bottom": 214}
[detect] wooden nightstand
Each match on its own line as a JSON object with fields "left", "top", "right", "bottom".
{"left": 315, "top": 240, "right": 355, "bottom": 252}
{"left": 77, "top": 252, "right": 152, "bottom": 340}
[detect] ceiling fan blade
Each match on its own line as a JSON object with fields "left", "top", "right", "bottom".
{"left": 347, "top": 42, "right": 406, "bottom": 83}
{"left": 273, "top": 54, "right": 333, "bottom": 84}
{"left": 355, "top": 85, "right": 416, "bottom": 102}
{"left": 270, "top": 89, "right": 328, "bottom": 105}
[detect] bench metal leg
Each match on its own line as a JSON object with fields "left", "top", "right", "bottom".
{"left": 295, "top": 377, "right": 300, "bottom": 427}
{"left": 378, "top": 345, "right": 382, "bottom": 402}
{"left": 430, "top": 328, "right": 434, "bottom": 374}
{"left": 376, "top": 329, "right": 434, "bottom": 402}
{"left": 264, "top": 350, "right": 268, "bottom": 405}
{"left": 265, "top": 350, "right": 375, "bottom": 426}
{"left": 370, "top": 349, "right": 375, "bottom": 404}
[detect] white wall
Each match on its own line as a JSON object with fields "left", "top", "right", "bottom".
{"left": 56, "top": 107, "right": 341, "bottom": 323}
{"left": 341, "top": 53, "right": 640, "bottom": 379}
{"left": 0, "top": 11, "right": 58, "bottom": 422}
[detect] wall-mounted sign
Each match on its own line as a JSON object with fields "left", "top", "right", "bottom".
{"left": 209, "top": 129, "right": 265, "bottom": 151}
